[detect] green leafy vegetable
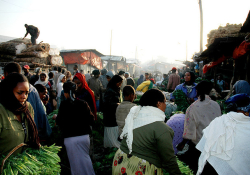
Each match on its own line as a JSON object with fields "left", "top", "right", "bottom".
{"left": 0, "top": 144, "right": 61, "bottom": 175}
{"left": 173, "top": 90, "right": 190, "bottom": 113}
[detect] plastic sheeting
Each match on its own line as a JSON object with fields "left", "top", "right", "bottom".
{"left": 62, "top": 52, "right": 102, "bottom": 69}
{"left": 233, "top": 40, "right": 250, "bottom": 59}
{"left": 203, "top": 55, "right": 229, "bottom": 74}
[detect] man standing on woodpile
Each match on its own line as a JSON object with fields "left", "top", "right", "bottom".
{"left": 23, "top": 24, "right": 40, "bottom": 45}
{"left": 167, "top": 67, "right": 180, "bottom": 92}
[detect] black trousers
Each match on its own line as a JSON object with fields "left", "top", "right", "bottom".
{"left": 31, "top": 31, "right": 40, "bottom": 45}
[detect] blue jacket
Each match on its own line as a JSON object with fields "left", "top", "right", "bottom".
{"left": 28, "top": 84, "right": 52, "bottom": 139}
{"left": 170, "top": 83, "right": 198, "bottom": 101}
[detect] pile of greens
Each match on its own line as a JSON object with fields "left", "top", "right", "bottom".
{"left": 0, "top": 144, "right": 61, "bottom": 175}
{"left": 195, "top": 77, "right": 211, "bottom": 84}
{"left": 164, "top": 158, "right": 193, "bottom": 175}
{"left": 216, "top": 99, "right": 227, "bottom": 114}
{"left": 133, "top": 94, "right": 142, "bottom": 105}
{"left": 173, "top": 90, "right": 190, "bottom": 113}
{"left": 47, "top": 109, "right": 58, "bottom": 128}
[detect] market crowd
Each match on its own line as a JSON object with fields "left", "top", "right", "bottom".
{"left": 0, "top": 62, "right": 250, "bottom": 175}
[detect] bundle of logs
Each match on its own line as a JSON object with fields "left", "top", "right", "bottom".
{"left": 206, "top": 23, "right": 250, "bottom": 47}
{"left": 0, "top": 38, "right": 63, "bottom": 66}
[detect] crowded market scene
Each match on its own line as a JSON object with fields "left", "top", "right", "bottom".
{"left": 0, "top": 1, "right": 250, "bottom": 175}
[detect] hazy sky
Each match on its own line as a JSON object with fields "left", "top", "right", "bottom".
{"left": 0, "top": 0, "right": 249, "bottom": 63}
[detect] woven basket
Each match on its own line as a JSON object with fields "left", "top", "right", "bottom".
{"left": 0, "top": 143, "right": 27, "bottom": 174}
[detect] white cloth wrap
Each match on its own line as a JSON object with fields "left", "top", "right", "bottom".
{"left": 120, "top": 105, "right": 166, "bottom": 154}
{"left": 196, "top": 112, "right": 250, "bottom": 175}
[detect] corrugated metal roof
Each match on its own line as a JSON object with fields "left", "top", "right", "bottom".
{"left": 126, "top": 59, "right": 139, "bottom": 64}
{"left": 60, "top": 49, "right": 104, "bottom": 57}
{"left": 100, "top": 55, "right": 126, "bottom": 61}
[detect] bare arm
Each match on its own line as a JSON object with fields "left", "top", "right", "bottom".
{"left": 23, "top": 30, "right": 28, "bottom": 39}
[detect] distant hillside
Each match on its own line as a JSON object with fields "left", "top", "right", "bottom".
{"left": 0, "top": 35, "right": 17, "bottom": 43}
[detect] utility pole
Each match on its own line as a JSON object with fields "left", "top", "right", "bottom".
{"left": 110, "top": 30, "right": 112, "bottom": 57}
{"left": 135, "top": 46, "right": 137, "bottom": 60}
{"left": 199, "top": 0, "right": 203, "bottom": 53}
{"left": 186, "top": 40, "right": 188, "bottom": 61}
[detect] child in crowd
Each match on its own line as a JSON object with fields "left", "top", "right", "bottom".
{"left": 116, "top": 85, "right": 137, "bottom": 139}
{"left": 48, "top": 72, "right": 56, "bottom": 91}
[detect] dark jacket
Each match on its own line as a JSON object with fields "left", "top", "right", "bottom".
{"left": 30, "top": 75, "right": 39, "bottom": 85}
{"left": 126, "top": 77, "right": 135, "bottom": 87}
{"left": 75, "top": 88, "right": 95, "bottom": 115}
{"left": 56, "top": 99, "right": 94, "bottom": 138}
{"left": 87, "top": 77, "right": 105, "bottom": 101}
{"left": 103, "top": 87, "right": 120, "bottom": 127}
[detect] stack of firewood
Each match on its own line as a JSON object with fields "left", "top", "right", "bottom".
{"left": 206, "top": 23, "right": 250, "bottom": 47}
{"left": 0, "top": 38, "right": 62, "bottom": 66}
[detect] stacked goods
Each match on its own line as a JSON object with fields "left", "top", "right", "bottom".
{"left": 172, "top": 90, "right": 190, "bottom": 113}
{"left": 0, "top": 144, "right": 61, "bottom": 175}
{"left": 0, "top": 38, "right": 28, "bottom": 61}
{"left": 48, "top": 48, "right": 63, "bottom": 65}
{"left": 207, "top": 23, "right": 250, "bottom": 47}
{"left": 0, "top": 38, "right": 62, "bottom": 66}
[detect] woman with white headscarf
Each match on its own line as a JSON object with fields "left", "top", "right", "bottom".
{"left": 112, "top": 89, "right": 181, "bottom": 175}
{"left": 196, "top": 93, "right": 250, "bottom": 175}
{"left": 34, "top": 72, "right": 51, "bottom": 91}
{"left": 57, "top": 74, "right": 66, "bottom": 108}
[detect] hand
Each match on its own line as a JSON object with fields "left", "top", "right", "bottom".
{"left": 52, "top": 114, "right": 57, "bottom": 120}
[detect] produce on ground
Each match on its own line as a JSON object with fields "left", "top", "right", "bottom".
{"left": 0, "top": 144, "right": 61, "bottom": 175}
{"left": 163, "top": 158, "right": 193, "bottom": 175}
{"left": 133, "top": 94, "right": 142, "bottom": 105}
{"left": 172, "top": 90, "right": 190, "bottom": 113}
{"left": 216, "top": 99, "right": 227, "bottom": 114}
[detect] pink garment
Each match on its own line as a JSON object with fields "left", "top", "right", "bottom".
{"left": 183, "top": 95, "right": 221, "bottom": 144}
{"left": 167, "top": 73, "right": 180, "bottom": 90}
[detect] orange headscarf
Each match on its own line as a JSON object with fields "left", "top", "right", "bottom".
{"left": 73, "top": 73, "right": 97, "bottom": 120}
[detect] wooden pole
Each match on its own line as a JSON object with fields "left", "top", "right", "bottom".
{"left": 199, "top": 0, "right": 203, "bottom": 53}
{"left": 110, "top": 30, "right": 112, "bottom": 57}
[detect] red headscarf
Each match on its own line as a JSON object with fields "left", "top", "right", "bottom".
{"left": 73, "top": 73, "right": 97, "bottom": 120}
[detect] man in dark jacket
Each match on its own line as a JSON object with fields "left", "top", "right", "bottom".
{"left": 125, "top": 72, "right": 135, "bottom": 87}
{"left": 23, "top": 24, "right": 40, "bottom": 45}
{"left": 87, "top": 69, "right": 106, "bottom": 111}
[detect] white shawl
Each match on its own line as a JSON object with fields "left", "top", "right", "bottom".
{"left": 196, "top": 112, "right": 250, "bottom": 175}
{"left": 120, "top": 106, "right": 166, "bottom": 154}
{"left": 34, "top": 72, "right": 48, "bottom": 86}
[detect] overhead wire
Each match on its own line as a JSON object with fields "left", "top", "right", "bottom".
{"left": 0, "top": 0, "right": 36, "bottom": 13}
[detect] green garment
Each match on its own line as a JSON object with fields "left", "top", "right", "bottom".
{"left": 148, "top": 81, "right": 153, "bottom": 90}
{"left": 120, "top": 121, "right": 181, "bottom": 174}
{"left": 0, "top": 102, "right": 34, "bottom": 156}
{"left": 160, "top": 79, "right": 168, "bottom": 91}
